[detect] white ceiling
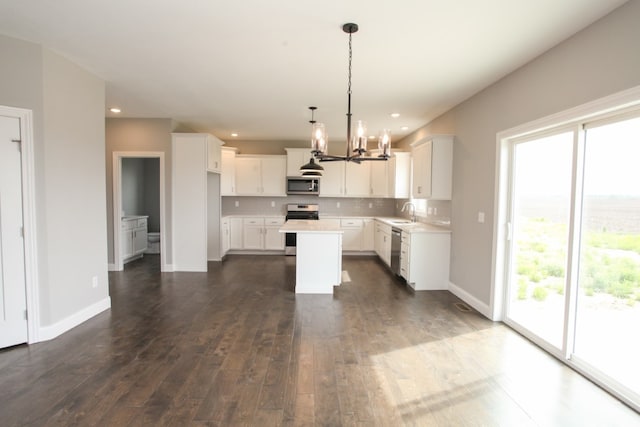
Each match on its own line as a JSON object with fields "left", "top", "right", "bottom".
{"left": 0, "top": 0, "right": 628, "bottom": 143}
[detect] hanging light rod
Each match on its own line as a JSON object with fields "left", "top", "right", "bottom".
{"left": 309, "top": 23, "right": 391, "bottom": 164}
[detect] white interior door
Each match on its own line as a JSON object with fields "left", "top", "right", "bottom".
{"left": 0, "top": 114, "right": 28, "bottom": 348}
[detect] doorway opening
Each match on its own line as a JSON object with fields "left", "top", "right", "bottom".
{"left": 112, "top": 152, "right": 166, "bottom": 272}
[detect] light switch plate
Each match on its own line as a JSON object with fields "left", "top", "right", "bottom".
{"left": 478, "top": 211, "right": 485, "bottom": 223}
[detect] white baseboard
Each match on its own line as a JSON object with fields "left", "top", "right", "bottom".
{"left": 37, "top": 297, "right": 111, "bottom": 343}
{"left": 162, "top": 264, "right": 174, "bottom": 272}
{"left": 448, "top": 281, "right": 493, "bottom": 319}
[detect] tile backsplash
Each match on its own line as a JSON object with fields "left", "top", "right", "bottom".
{"left": 222, "top": 196, "right": 396, "bottom": 217}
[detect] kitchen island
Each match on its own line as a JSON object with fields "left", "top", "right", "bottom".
{"left": 279, "top": 219, "right": 344, "bottom": 294}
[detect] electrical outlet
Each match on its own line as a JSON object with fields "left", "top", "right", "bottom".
{"left": 235, "top": 201, "right": 239, "bottom": 207}
{"left": 478, "top": 211, "right": 485, "bottom": 223}
{"left": 271, "top": 201, "right": 275, "bottom": 207}
{"left": 427, "top": 207, "right": 433, "bottom": 215}
{"left": 336, "top": 202, "right": 341, "bottom": 208}
{"left": 434, "top": 207, "right": 438, "bottom": 215}
{"left": 368, "top": 202, "right": 373, "bottom": 209}
{"left": 92, "top": 276, "right": 98, "bottom": 288}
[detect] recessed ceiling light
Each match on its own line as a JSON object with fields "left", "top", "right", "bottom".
{"left": 231, "top": 133, "right": 238, "bottom": 137}
{"left": 390, "top": 113, "right": 400, "bottom": 118}
{"left": 109, "top": 107, "right": 121, "bottom": 113}
{"left": 401, "top": 126, "right": 409, "bottom": 131}
{"left": 368, "top": 135, "right": 376, "bottom": 140}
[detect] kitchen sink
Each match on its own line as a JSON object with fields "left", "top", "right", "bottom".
{"left": 390, "top": 220, "right": 412, "bottom": 224}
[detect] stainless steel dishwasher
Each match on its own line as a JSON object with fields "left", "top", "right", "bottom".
{"left": 390, "top": 227, "right": 402, "bottom": 276}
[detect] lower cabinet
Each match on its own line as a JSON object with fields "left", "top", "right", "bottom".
{"left": 226, "top": 216, "right": 285, "bottom": 251}
{"left": 221, "top": 217, "right": 230, "bottom": 256}
{"left": 400, "top": 231, "right": 450, "bottom": 290}
{"left": 374, "top": 220, "right": 392, "bottom": 266}
{"left": 121, "top": 216, "right": 148, "bottom": 263}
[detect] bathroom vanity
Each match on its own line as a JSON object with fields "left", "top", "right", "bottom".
{"left": 121, "top": 215, "right": 148, "bottom": 264}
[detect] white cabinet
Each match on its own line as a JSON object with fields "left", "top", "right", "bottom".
{"left": 345, "top": 162, "right": 370, "bottom": 197}
{"left": 243, "top": 218, "right": 264, "bottom": 249}
{"left": 374, "top": 220, "right": 392, "bottom": 266}
{"left": 370, "top": 160, "right": 388, "bottom": 197}
{"left": 235, "top": 155, "right": 286, "bottom": 196}
{"left": 221, "top": 147, "right": 237, "bottom": 195}
{"left": 389, "top": 152, "right": 411, "bottom": 199}
{"left": 221, "top": 217, "right": 230, "bottom": 256}
{"left": 229, "top": 217, "right": 243, "bottom": 249}
{"left": 285, "top": 148, "right": 312, "bottom": 177}
{"left": 264, "top": 217, "right": 285, "bottom": 250}
{"left": 319, "top": 161, "right": 371, "bottom": 197}
{"left": 400, "top": 231, "right": 450, "bottom": 290}
{"left": 121, "top": 216, "right": 148, "bottom": 263}
{"left": 235, "top": 217, "right": 285, "bottom": 250}
{"left": 411, "top": 135, "right": 453, "bottom": 200}
{"left": 207, "top": 135, "right": 224, "bottom": 173}
{"left": 319, "top": 162, "right": 345, "bottom": 197}
{"left": 340, "top": 218, "right": 364, "bottom": 251}
{"left": 362, "top": 219, "right": 375, "bottom": 251}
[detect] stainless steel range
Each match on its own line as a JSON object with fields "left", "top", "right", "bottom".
{"left": 285, "top": 203, "right": 319, "bottom": 255}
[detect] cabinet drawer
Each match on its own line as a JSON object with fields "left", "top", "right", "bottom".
{"left": 137, "top": 218, "right": 147, "bottom": 228}
{"left": 243, "top": 218, "right": 264, "bottom": 226}
{"left": 265, "top": 217, "right": 285, "bottom": 226}
{"left": 341, "top": 218, "right": 363, "bottom": 227}
{"left": 121, "top": 219, "right": 135, "bottom": 230}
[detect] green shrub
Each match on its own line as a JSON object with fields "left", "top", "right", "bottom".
{"left": 517, "top": 279, "right": 528, "bottom": 300}
{"left": 532, "top": 286, "right": 548, "bottom": 301}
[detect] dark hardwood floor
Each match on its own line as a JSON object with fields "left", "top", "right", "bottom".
{"left": 0, "top": 255, "right": 637, "bottom": 426}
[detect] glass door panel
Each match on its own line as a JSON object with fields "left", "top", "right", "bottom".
{"left": 507, "top": 131, "right": 574, "bottom": 349}
{"left": 574, "top": 115, "right": 640, "bottom": 396}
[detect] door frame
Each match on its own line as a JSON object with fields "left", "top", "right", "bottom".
{"left": 112, "top": 152, "right": 167, "bottom": 271}
{"left": 0, "top": 105, "right": 40, "bottom": 343}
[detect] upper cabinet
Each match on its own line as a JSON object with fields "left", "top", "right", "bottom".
{"left": 285, "top": 148, "right": 313, "bottom": 177}
{"left": 206, "top": 135, "right": 224, "bottom": 173}
{"left": 411, "top": 135, "right": 453, "bottom": 200}
{"left": 318, "top": 161, "right": 370, "bottom": 197}
{"left": 235, "top": 155, "right": 287, "bottom": 196}
{"left": 368, "top": 150, "right": 411, "bottom": 198}
{"left": 221, "top": 147, "right": 237, "bottom": 196}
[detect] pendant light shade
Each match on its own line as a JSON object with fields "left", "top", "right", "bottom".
{"left": 300, "top": 157, "right": 324, "bottom": 176}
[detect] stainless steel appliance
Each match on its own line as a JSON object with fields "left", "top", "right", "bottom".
{"left": 285, "top": 204, "right": 319, "bottom": 255}
{"left": 286, "top": 176, "right": 320, "bottom": 195}
{"left": 390, "top": 227, "right": 402, "bottom": 276}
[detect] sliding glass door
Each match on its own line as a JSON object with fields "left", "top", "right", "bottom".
{"left": 506, "top": 131, "right": 574, "bottom": 350}
{"left": 573, "top": 114, "right": 640, "bottom": 399}
{"left": 503, "top": 108, "right": 640, "bottom": 408}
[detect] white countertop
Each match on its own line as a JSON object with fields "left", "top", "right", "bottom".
{"left": 375, "top": 217, "right": 451, "bottom": 234}
{"left": 279, "top": 219, "right": 344, "bottom": 233}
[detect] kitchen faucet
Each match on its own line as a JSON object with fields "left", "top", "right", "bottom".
{"left": 401, "top": 202, "right": 416, "bottom": 223}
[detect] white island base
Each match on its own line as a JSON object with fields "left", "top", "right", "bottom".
{"left": 279, "top": 220, "right": 343, "bottom": 294}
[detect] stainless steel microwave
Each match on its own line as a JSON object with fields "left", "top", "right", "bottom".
{"left": 286, "top": 176, "right": 320, "bottom": 195}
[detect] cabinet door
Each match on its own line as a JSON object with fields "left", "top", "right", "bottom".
{"left": 319, "top": 162, "right": 345, "bottom": 196}
{"left": 229, "top": 218, "right": 243, "bottom": 249}
{"left": 235, "top": 157, "right": 262, "bottom": 195}
{"left": 374, "top": 223, "right": 383, "bottom": 257}
{"left": 207, "top": 136, "right": 222, "bottom": 173}
{"left": 221, "top": 219, "right": 230, "bottom": 255}
{"left": 345, "top": 162, "right": 370, "bottom": 197}
{"left": 133, "top": 227, "right": 148, "bottom": 255}
{"left": 412, "top": 140, "right": 432, "bottom": 198}
{"left": 243, "top": 218, "right": 264, "bottom": 249}
{"left": 121, "top": 230, "right": 133, "bottom": 259}
{"left": 382, "top": 232, "right": 392, "bottom": 266}
{"left": 362, "top": 219, "right": 374, "bottom": 251}
{"left": 221, "top": 148, "right": 236, "bottom": 195}
{"left": 286, "top": 148, "right": 311, "bottom": 176}
{"left": 390, "top": 152, "right": 411, "bottom": 199}
{"left": 342, "top": 228, "right": 362, "bottom": 251}
{"left": 264, "top": 217, "right": 285, "bottom": 250}
{"left": 370, "top": 160, "right": 388, "bottom": 197}
{"left": 260, "top": 156, "right": 286, "bottom": 196}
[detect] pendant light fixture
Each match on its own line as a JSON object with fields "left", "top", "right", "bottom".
{"left": 310, "top": 23, "right": 391, "bottom": 164}
{"left": 300, "top": 106, "right": 325, "bottom": 176}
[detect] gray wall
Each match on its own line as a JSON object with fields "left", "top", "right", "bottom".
{"left": 0, "top": 34, "right": 108, "bottom": 327}
{"left": 105, "top": 118, "right": 174, "bottom": 264}
{"left": 222, "top": 196, "right": 396, "bottom": 217}
{"left": 397, "top": 1, "right": 640, "bottom": 308}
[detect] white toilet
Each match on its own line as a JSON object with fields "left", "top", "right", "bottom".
{"left": 146, "top": 232, "right": 160, "bottom": 254}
